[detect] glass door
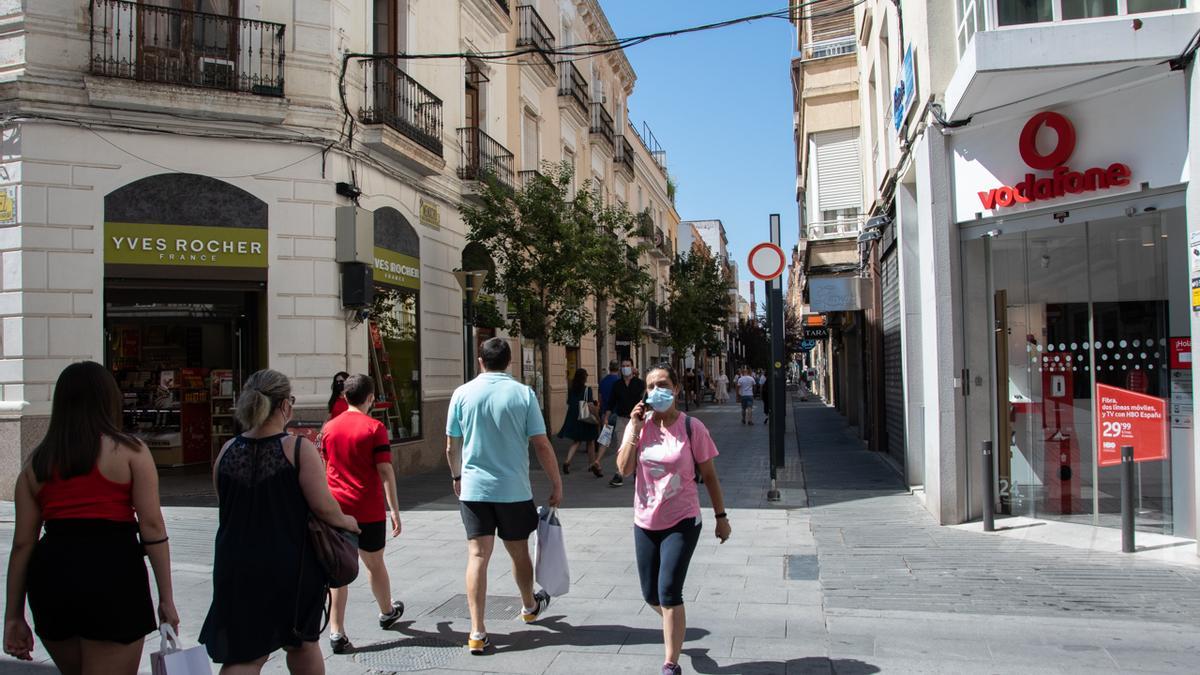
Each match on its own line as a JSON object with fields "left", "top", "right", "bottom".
{"left": 976, "top": 213, "right": 1174, "bottom": 533}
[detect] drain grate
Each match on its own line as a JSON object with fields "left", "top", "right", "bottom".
{"left": 785, "top": 554, "right": 819, "bottom": 580}
{"left": 424, "top": 593, "right": 523, "bottom": 620}
{"left": 354, "top": 636, "right": 459, "bottom": 672}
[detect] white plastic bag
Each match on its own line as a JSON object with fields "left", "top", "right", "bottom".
{"left": 597, "top": 423, "right": 614, "bottom": 447}
{"left": 151, "top": 624, "right": 211, "bottom": 675}
{"left": 533, "top": 506, "right": 570, "bottom": 597}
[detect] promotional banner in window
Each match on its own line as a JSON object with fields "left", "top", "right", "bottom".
{"left": 371, "top": 207, "right": 422, "bottom": 442}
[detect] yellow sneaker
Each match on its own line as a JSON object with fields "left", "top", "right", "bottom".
{"left": 467, "top": 633, "right": 490, "bottom": 655}
{"left": 521, "top": 590, "right": 551, "bottom": 623}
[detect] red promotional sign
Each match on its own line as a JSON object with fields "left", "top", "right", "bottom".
{"left": 1170, "top": 337, "right": 1191, "bottom": 370}
{"left": 1095, "top": 383, "right": 1168, "bottom": 467}
{"left": 978, "top": 111, "right": 1132, "bottom": 210}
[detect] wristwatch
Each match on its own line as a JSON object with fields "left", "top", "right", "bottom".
{"left": 451, "top": 475, "right": 461, "bottom": 482}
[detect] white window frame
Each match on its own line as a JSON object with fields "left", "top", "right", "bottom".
{"left": 985, "top": 0, "right": 1185, "bottom": 32}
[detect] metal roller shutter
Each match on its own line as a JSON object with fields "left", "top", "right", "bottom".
{"left": 814, "top": 128, "right": 862, "bottom": 212}
{"left": 881, "top": 249, "right": 905, "bottom": 466}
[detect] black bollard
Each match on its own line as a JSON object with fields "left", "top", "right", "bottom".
{"left": 1121, "top": 445, "right": 1135, "bottom": 553}
{"left": 982, "top": 441, "right": 995, "bottom": 533}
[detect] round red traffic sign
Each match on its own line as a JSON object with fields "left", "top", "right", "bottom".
{"left": 747, "top": 242, "right": 786, "bottom": 281}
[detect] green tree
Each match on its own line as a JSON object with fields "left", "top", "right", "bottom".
{"left": 459, "top": 162, "right": 595, "bottom": 422}
{"left": 662, "top": 249, "right": 732, "bottom": 372}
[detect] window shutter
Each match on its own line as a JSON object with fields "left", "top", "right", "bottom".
{"left": 814, "top": 128, "right": 861, "bottom": 212}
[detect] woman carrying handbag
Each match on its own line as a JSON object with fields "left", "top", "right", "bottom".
{"left": 200, "top": 369, "right": 359, "bottom": 674}
{"left": 556, "top": 369, "right": 599, "bottom": 475}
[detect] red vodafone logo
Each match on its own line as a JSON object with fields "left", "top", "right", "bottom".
{"left": 978, "top": 111, "right": 1131, "bottom": 211}
{"left": 1018, "top": 112, "right": 1076, "bottom": 170}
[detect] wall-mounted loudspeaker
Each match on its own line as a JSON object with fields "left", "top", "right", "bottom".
{"left": 341, "top": 262, "right": 374, "bottom": 308}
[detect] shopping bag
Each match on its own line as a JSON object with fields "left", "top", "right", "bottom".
{"left": 533, "top": 506, "right": 570, "bottom": 597}
{"left": 577, "top": 400, "right": 598, "bottom": 425}
{"left": 597, "top": 423, "right": 614, "bottom": 447}
{"left": 150, "top": 624, "right": 211, "bottom": 675}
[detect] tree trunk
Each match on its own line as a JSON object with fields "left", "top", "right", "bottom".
{"left": 540, "top": 338, "right": 553, "bottom": 430}
{"left": 595, "top": 296, "right": 609, "bottom": 378}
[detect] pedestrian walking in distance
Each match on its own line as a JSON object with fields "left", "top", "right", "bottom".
{"left": 557, "top": 368, "right": 599, "bottom": 475}
{"left": 327, "top": 371, "right": 350, "bottom": 419}
{"left": 595, "top": 358, "right": 645, "bottom": 487}
{"left": 3, "top": 362, "right": 178, "bottom": 673}
{"left": 615, "top": 365, "right": 731, "bottom": 675}
{"left": 322, "top": 374, "right": 405, "bottom": 654}
{"left": 593, "top": 360, "right": 622, "bottom": 478}
{"left": 201, "top": 369, "right": 360, "bottom": 673}
{"left": 737, "top": 368, "right": 757, "bottom": 424}
{"left": 714, "top": 370, "right": 729, "bottom": 404}
{"left": 446, "top": 337, "right": 563, "bottom": 655}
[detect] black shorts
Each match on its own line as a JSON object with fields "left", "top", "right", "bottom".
{"left": 460, "top": 500, "right": 538, "bottom": 541}
{"left": 358, "top": 520, "right": 386, "bottom": 553}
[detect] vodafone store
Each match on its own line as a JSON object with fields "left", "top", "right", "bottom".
{"left": 953, "top": 76, "right": 1193, "bottom": 536}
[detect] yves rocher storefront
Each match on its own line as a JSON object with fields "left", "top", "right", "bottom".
{"left": 953, "top": 75, "right": 1195, "bottom": 537}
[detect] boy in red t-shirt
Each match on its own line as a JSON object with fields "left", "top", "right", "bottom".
{"left": 322, "top": 374, "right": 403, "bottom": 653}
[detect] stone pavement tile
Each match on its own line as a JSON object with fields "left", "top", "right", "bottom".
{"left": 1104, "top": 646, "right": 1200, "bottom": 673}
{"left": 695, "top": 584, "right": 790, "bottom": 605}
{"left": 677, "top": 615, "right": 788, "bottom": 639}
{"left": 985, "top": 639, "right": 1119, "bottom": 671}
{"left": 541, "top": 650, "right": 656, "bottom": 674}
{"left": 673, "top": 599, "right": 741, "bottom": 620}
{"left": 871, "top": 636, "right": 992, "bottom": 663}
{"left": 824, "top": 633, "right": 874, "bottom": 659}
{"left": 735, "top": 602, "right": 805, "bottom": 622}
{"left": 732, "top": 636, "right": 828, "bottom": 660}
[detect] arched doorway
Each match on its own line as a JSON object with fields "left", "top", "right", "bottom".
{"left": 370, "top": 207, "right": 422, "bottom": 442}
{"left": 103, "top": 173, "right": 268, "bottom": 468}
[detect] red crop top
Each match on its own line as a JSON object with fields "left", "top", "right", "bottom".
{"left": 37, "top": 463, "right": 136, "bottom": 522}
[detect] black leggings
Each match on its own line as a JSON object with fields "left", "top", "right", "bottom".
{"left": 634, "top": 517, "right": 702, "bottom": 607}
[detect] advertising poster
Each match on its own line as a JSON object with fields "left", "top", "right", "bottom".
{"left": 1095, "top": 383, "right": 1168, "bottom": 467}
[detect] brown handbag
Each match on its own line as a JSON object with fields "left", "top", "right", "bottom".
{"left": 293, "top": 437, "right": 360, "bottom": 589}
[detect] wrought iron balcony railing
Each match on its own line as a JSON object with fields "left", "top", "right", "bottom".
{"left": 558, "top": 61, "right": 589, "bottom": 114}
{"left": 518, "top": 170, "right": 544, "bottom": 187}
{"left": 516, "top": 5, "right": 556, "bottom": 74}
{"left": 89, "top": 0, "right": 285, "bottom": 96}
{"left": 458, "top": 127, "right": 515, "bottom": 190}
{"left": 615, "top": 135, "right": 635, "bottom": 176}
{"left": 360, "top": 59, "right": 444, "bottom": 156}
{"left": 494, "top": 0, "right": 510, "bottom": 15}
{"left": 590, "top": 102, "right": 614, "bottom": 146}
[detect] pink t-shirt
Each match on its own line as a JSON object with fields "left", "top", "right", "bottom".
{"left": 633, "top": 413, "right": 719, "bottom": 530}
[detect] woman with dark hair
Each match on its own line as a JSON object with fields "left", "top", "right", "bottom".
{"left": 201, "top": 369, "right": 359, "bottom": 673}
{"left": 3, "top": 361, "right": 178, "bottom": 673}
{"left": 556, "top": 368, "right": 598, "bottom": 474}
{"left": 616, "top": 365, "right": 731, "bottom": 675}
{"left": 327, "top": 371, "right": 350, "bottom": 419}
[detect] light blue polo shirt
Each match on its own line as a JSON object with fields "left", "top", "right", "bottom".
{"left": 446, "top": 371, "right": 546, "bottom": 503}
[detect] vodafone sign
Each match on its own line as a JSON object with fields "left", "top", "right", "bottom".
{"left": 977, "top": 111, "right": 1131, "bottom": 210}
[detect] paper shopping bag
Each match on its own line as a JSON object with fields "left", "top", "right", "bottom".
{"left": 151, "top": 624, "right": 211, "bottom": 675}
{"left": 597, "top": 423, "right": 614, "bottom": 447}
{"left": 533, "top": 506, "right": 570, "bottom": 597}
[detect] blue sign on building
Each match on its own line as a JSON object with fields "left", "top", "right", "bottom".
{"left": 893, "top": 45, "right": 915, "bottom": 133}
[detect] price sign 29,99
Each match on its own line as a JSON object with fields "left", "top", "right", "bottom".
{"left": 1095, "top": 383, "right": 1168, "bottom": 467}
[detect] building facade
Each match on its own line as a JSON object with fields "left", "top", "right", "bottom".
{"left": 0, "top": 0, "right": 674, "bottom": 496}
{"left": 849, "top": 0, "right": 1200, "bottom": 552}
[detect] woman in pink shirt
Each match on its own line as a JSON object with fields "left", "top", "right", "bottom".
{"left": 615, "top": 365, "right": 731, "bottom": 675}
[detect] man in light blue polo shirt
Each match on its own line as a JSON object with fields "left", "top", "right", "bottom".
{"left": 445, "top": 337, "right": 563, "bottom": 655}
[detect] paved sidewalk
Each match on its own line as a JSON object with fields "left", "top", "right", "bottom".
{"left": 2, "top": 396, "right": 1200, "bottom": 673}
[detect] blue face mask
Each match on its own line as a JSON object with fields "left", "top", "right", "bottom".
{"left": 646, "top": 387, "right": 675, "bottom": 413}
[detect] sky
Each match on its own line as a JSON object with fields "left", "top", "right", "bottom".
{"left": 601, "top": 1, "right": 798, "bottom": 307}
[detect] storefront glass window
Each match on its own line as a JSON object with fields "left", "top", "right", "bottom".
{"left": 521, "top": 338, "right": 544, "bottom": 409}
{"left": 370, "top": 288, "right": 421, "bottom": 442}
{"left": 975, "top": 211, "right": 1182, "bottom": 534}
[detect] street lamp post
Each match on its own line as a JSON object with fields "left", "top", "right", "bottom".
{"left": 453, "top": 269, "right": 489, "bottom": 384}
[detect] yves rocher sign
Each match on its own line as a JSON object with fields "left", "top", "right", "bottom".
{"left": 978, "top": 111, "right": 1132, "bottom": 210}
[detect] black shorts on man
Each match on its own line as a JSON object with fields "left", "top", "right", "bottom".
{"left": 460, "top": 500, "right": 538, "bottom": 541}
{"left": 357, "top": 520, "right": 387, "bottom": 553}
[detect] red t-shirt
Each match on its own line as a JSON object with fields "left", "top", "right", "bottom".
{"left": 322, "top": 409, "right": 392, "bottom": 524}
{"left": 329, "top": 397, "right": 349, "bottom": 419}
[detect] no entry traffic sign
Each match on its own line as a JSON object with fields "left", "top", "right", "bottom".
{"left": 748, "top": 242, "right": 785, "bottom": 281}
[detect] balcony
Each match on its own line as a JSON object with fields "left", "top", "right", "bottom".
{"left": 458, "top": 127, "right": 515, "bottom": 191}
{"left": 802, "top": 36, "right": 855, "bottom": 61}
{"left": 645, "top": 302, "right": 660, "bottom": 333}
{"left": 359, "top": 60, "right": 445, "bottom": 173}
{"left": 558, "top": 61, "right": 589, "bottom": 123}
{"left": 806, "top": 216, "right": 864, "bottom": 242}
{"left": 590, "top": 102, "right": 614, "bottom": 148}
{"left": 88, "top": 0, "right": 285, "bottom": 96}
{"left": 494, "top": 0, "right": 509, "bottom": 13}
{"left": 518, "top": 169, "right": 544, "bottom": 187}
{"left": 614, "top": 136, "right": 635, "bottom": 178}
{"left": 516, "top": 5, "right": 556, "bottom": 86}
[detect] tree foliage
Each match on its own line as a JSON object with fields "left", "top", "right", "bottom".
{"left": 662, "top": 249, "right": 731, "bottom": 366}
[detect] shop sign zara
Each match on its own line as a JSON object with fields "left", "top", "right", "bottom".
{"left": 104, "top": 222, "right": 268, "bottom": 268}
{"left": 977, "top": 112, "right": 1131, "bottom": 210}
